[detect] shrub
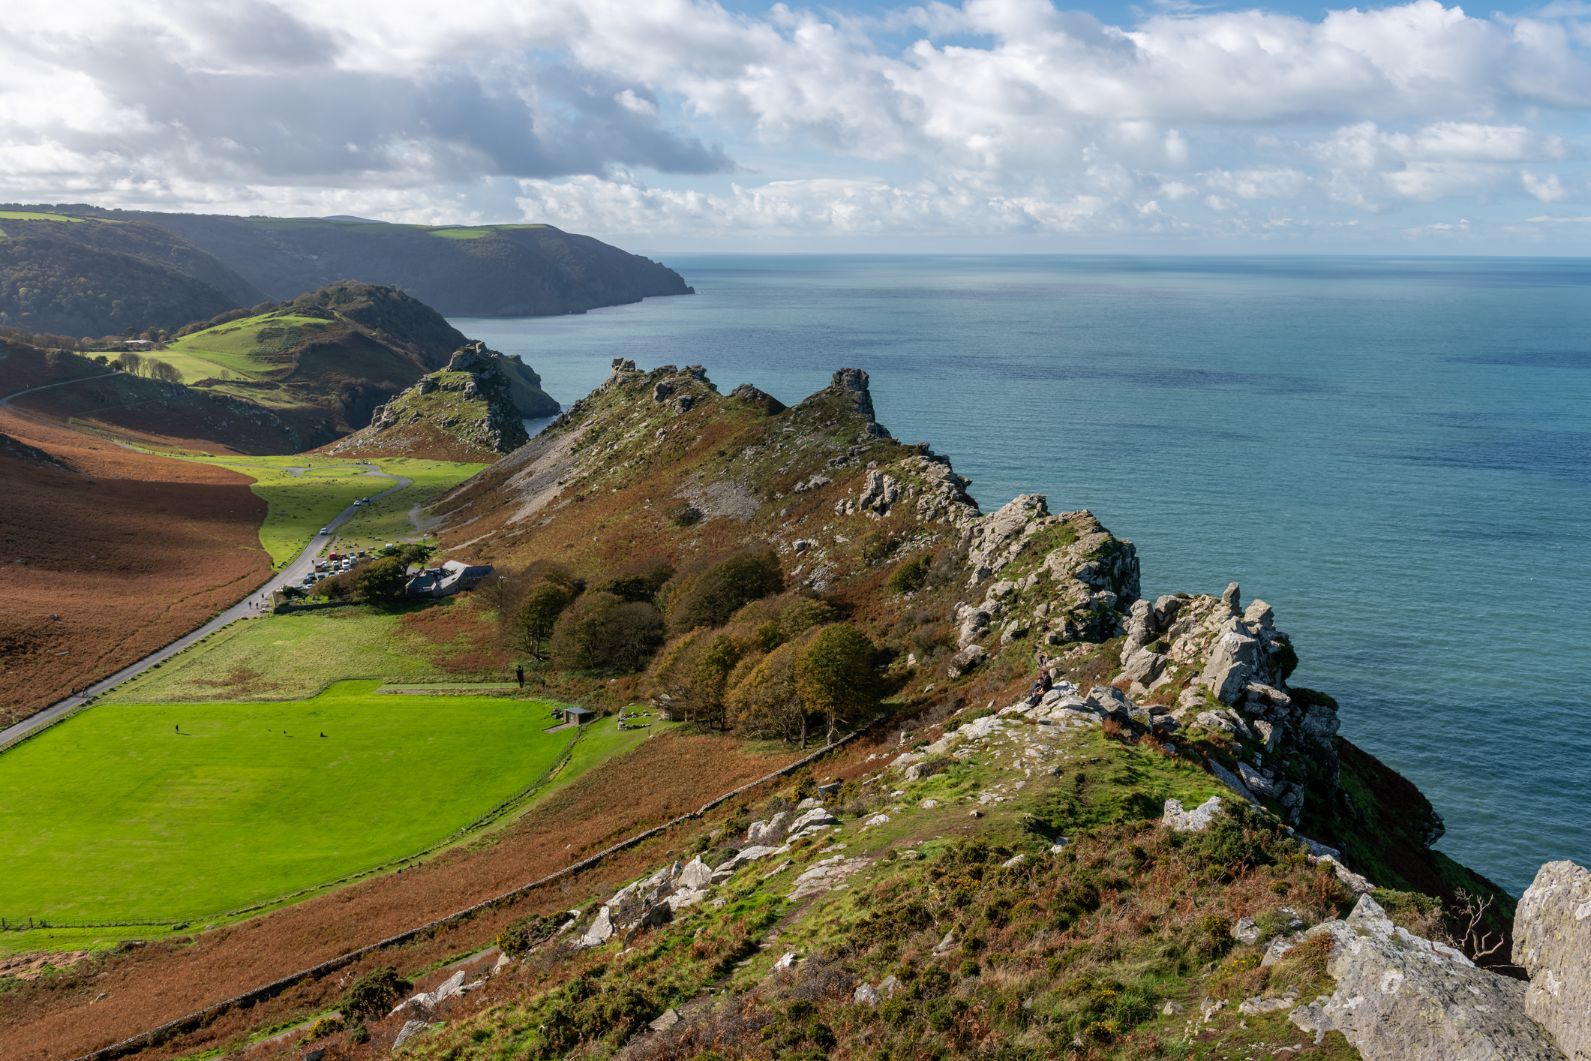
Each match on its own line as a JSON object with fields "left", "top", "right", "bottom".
{"left": 726, "top": 641, "right": 808, "bottom": 744}
{"left": 549, "top": 591, "right": 665, "bottom": 673}
{"left": 860, "top": 530, "right": 898, "bottom": 565}
{"left": 664, "top": 548, "right": 784, "bottom": 634}
{"left": 666, "top": 501, "right": 702, "bottom": 526}
{"left": 342, "top": 966, "right": 410, "bottom": 1022}
{"left": 593, "top": 557, "right": 674, "bottom": 603}
{"left": 1180, "top": 802, "right": 1284, "bottom": 880}
{"left": 794, "top": 623, "right": 879, "bottom": 742}
{"left": 885, "top": 554, "right": 931, "bottom": 595}
{"left": 499, "top": 912, "right": 570, "bottom": 958}
{"left": 301, "top": 1013, "right": 344, "bottom": 1041}
{"left": 515, "top": 580, "right": 576, "bottom": 659}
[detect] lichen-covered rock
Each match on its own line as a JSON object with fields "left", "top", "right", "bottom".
{"left": 947, "top": 644, "right": 986, "bottom": 677}
{"left": 1162, "top": 796, "right": 1225, "bottom": 832}
{"left": 577, "top": 905, "right": 614, "bottom": 949}
{"left": 1513, "top": 860, "right": 1591, "bottom": 1059}
{"left": 1290, "top": 895, "right": 1563, "bottom": 1060}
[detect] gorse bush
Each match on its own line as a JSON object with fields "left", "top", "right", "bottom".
{"left": 885, "top": 554, "right": 932, "bottom": 595}
{"left": 342, "top": 966, "right": 410, "bottom": 1022}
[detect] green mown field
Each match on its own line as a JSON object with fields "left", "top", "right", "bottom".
{"left": 0, "top": 682, "right": 573, "bottom": 932}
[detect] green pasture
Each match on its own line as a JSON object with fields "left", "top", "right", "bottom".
{"left": 187, "top": 454, "right": 388, "bottom": 564}
{"left": 0, "top": 681, "right": 581, "bottom": 937}
{"left": 153, "top": 312, "right": 333, "bottom": 383}
{"left": 428, "top": 226, "right": 493, "bottom": 240}
{"left": 332, "top": 457, "right": 486, "bottom": 552}
{"left": 173, "top": 453, "right": 478, "bottom": 565}
{"left": 427, "top": 223, "right": 549, "bottom": 240}
{"left": 0, "top": 209, "right": 85, "bottom": 222}
{"left": 104, "top": 606, "right": 456, "bottom": 703}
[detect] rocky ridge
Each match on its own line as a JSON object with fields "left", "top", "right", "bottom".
{"left": 399, "top": 362, "right": 1575, "bottom": 1057}
{"left": 327, "top": 341, "right": 554, "bottom": 460}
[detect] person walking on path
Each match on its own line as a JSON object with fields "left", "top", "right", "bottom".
{"left": 516, "top": 664, "right": 525, "bottom": 689}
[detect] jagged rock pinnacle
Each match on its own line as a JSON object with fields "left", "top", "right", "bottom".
{"left": 831, "top": 368, "right": 875, "bottom": 420}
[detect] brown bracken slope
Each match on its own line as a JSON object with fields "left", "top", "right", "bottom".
{"left": 0, "top": 405, "right": 269, "bottom": 724}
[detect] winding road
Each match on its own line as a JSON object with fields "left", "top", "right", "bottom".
{"left": 0, "top": 372, "right": 417, "bottom": 749}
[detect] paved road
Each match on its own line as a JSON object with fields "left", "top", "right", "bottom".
{"left": 0, "top": 462, "right": 413, "bottom": 752}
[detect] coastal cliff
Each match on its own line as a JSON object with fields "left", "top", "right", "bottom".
{"left": 334, "top": 360, "right": 1585, "bottom": 1058}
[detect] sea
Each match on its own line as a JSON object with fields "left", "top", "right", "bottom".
{"left": 455, "top": 254, "right": 1591, "bottom": 896}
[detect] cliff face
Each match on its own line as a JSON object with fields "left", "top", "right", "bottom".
{"left": 372, "top": 361, "right": 1573, "bottom": 1057}
{"left": 75, "top": 207, "right": 695, "bottom": 317}
{"left": 326, "top": 340, "right": 554, "bottom": 461}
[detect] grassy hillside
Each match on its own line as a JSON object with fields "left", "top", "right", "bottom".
{"left": 0, "top": 210, "right": 262, "bottom": 336}
{"left": 0, "top": 360, "right": 1522, "bottom": 1060}
{"left": 125, "top": 281, "right": 474, "bottom": 436}
{"left": 326, "top": 341, "right": 556, "bottom": 461}
{"left": 70, "top": 208, "right": 694, "bottom": 317}
{"left": 156, "top": 312, "right": 335, "bottom": 382}
{"left": 0, "top": 338, "right": 324, "bottom": 452}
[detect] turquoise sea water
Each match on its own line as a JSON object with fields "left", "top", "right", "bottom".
{"left": 456, "top": 255, "right": 1591, "bottom": 895}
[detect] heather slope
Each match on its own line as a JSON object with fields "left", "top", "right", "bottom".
{"left": 0, "top": 400, "right": 269, "bottom": 721}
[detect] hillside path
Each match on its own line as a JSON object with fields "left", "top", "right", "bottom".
{"left": 0, "top": 370, "right": 120, "bottom": 408}
{"left": 0, "top": 463, "right": 413, "bottom": 751}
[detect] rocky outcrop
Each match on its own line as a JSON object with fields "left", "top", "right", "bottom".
{"left": 332, "top": 340, "right": 547, "bottom": 458}
{"left": 1162, "top": 796, "right": 1226, "bottom": 832}
{"left": 1514, "top": 861, "right": 1591, "bottom": 1058}
{"left": 571, "top": 800, "right": 846, "bottom": 951}
{"left": 956, "top": 497, "right": 1140, "bottom": 655}
{"left": 1289, "top": 895, "right": 1565, "bottom": 1060}
{"left": 1111, "top": 582, "right": 1342, "bottom": 825}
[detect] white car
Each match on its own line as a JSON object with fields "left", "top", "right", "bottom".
{"left": 319, "top": 527, "right": 330, "bottom": 535}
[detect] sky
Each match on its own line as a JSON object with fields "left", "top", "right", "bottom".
{"left": 2, "top": 0, "right": 1590, "bottom": 253}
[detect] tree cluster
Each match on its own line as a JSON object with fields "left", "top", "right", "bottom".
{"left": 651, "top": 591, "right": 880, "bottom": 746}
{"left": 500, "top": 558, "right": 675, "bottom": 675}
{"left": 114, "top": 351, "right": 183, "bottom": 384}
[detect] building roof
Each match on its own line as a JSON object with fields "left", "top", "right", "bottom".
{"left": 563, "top": 706, "right": 594, "bottom": 717}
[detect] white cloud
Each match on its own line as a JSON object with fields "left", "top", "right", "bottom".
{"left": 1202, "top": 167, "right": 1310, "bottom": 200}
{"left": 1522, "top": 171, "right": 1570, "bottom": 201}
{"left": 0, "top": 0, "right": 1587, "bottom": 247}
